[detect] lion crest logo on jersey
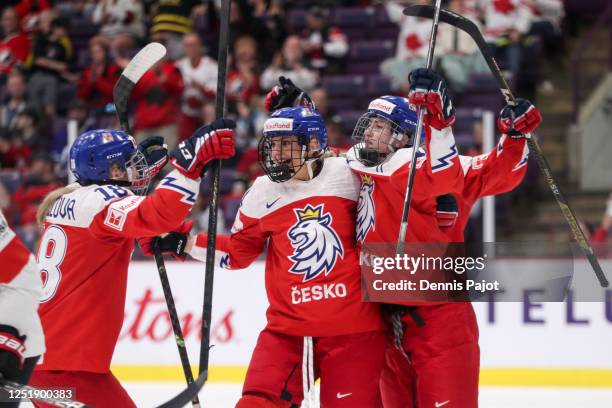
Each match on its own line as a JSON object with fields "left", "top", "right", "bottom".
{"left": 287, "top": 204, "right": 344, "bottom": 282}
{"left": 356, "top": 174, "right": 376, "bottom": 242}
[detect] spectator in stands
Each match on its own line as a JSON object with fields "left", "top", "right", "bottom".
{"left": 14, "top": 108, "right": 44, "bottom": 150}
{"left": 13, "top": 0, "right": 52, "bottom": 34}
{"left": 592, "top": 194, "right": 612, "bottom": 243}
{"left": 176, "top": 32, "right": 218, "bottom": 141}
{"left": 435, "top": 0, "right": 489, "bottom": 93}
{"left": 235, "top": 94, "right": 266, "bottom": 151}
{"left": 261, "top": 35, "right": 318, "bottom": 91}
{"left": 130, "top": 57, "right": 184, "bottom": 149}
{"left": 233, "top": 134, "right": 263, "bottom": 193}
{"left": 528, "top": 0, "right": 564, "bottom": 93}
{"left": 227, "top": 36, "right": 261, "bottom": 106}
{"left": 301, "top": 5, "right": 349, "bottom": 74}
{"left": 76, "top": 38, "right": 121, "bottom": 110}
{"left": 380, "top": 0, "right": 433, "bottom": 93}
{"left": 51, "top": 98, "right": 96, "bottom": 165}
{"left": 0, "top": 7, "right": 31, "bottom": 80}
{"left": 10, "top": 152, "right": 62, "bottom": 248}
{"left": 10, "top": 152, "right": 61, "bottom": 222}
{"left": 27, "top": 11, "right": 73, "bottom": 118}
{"left": 150, "top": 0, "right": 206, "bottom": 60}
{"left": 310, "top": 86, "right": 337, "bottom": 123}
{"left": 0, "top": 70, "right": 28, "bottom": 130}
{"left": 478, "top": 0, "right": 535, "bottom": 97}
{"left": 326, "top": 117, "right": 351, "bottom": 152}
{"left": 0, "top": 126, "right": 30, "bottom": 169}
{"left": 92, "top": 0, "right": 146, "bottom": 55}
{"left": 249, "top": 0, "right": 288, "bottom": 66}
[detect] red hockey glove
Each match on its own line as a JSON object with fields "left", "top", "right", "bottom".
{"left": 137, "top": 220, "right": 193, "bottom": 261}
{"left": 497, "top": 98, "right": 542, "bottom": 138}
{"left": 138, "top": 136, "right": 168, "bottom": 178}
{"left": 263, "top": 76, "right": 314, "bottom": 113}
{"left": 408, "top": 68, "right": 455, "bottom": 130}
{"left": 436, "top": 194, "right": 458, "bottom": 229}
{"left": 170, "top": 118, "right": 236, "bottom": 179}
{"left": 0, "top": 325, "right": 26, "bottom": 381}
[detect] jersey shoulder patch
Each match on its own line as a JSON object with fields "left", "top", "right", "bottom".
{"left": 45, "top": 184, "right": 133, "bottom": 228}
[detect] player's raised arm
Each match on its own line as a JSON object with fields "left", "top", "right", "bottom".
{"left": 461, "top": 98, "right": 541, "bottom": 199}
{"left": 86, "top": 119, "right": 236, "bottom": 238}
{"left": 407, "top": 68, "right": 464, "bottom": 197}
{"left": 138, "top": 184, "right": 268, "bottom": 271}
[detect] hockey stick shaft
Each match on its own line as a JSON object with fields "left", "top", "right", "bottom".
{"left": 403, "top": 5, "right": 609, "bottom": 287}
{"left": 200, "top": 0, "right": 232, "bottom": 376}
{"left": 154, "top": 251, "right": 200, "bottom": 407}
{"left": 397, "top": 0, "right": 443, "bottom": 255}
{"left": 112, "top": 42, "right": 202, "bottom": 403}
{"left": 155, "top": 371, "right": 207, "bottom": 408}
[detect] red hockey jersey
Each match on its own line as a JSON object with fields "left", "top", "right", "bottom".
{"left": 347, "top": 125, "right": 464, "bottom": 245}
{"left": 448, "top": 135, "right": 529, "bottom": 241}
{"left": 191, "top": 158, "right": 384, "bottom": 337}
{"left": 35, "top": 170, "right": 199, "bottom": 372}
{"left": 1, "top": 209, "right": 45, "bottom": 359}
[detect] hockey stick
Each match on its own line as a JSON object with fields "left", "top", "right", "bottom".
{"left": 396, "top": 0, "right": 444, "bottom": 255}
{"left": 113, "top": 43, "right": 201, "bottom": 406}
{"left": 154, "top": 249, "right": 200, "bottom": 408}
{"left": 113, "top": 42, "right": 166, "bottom": 134}
{"left": 403, "top": 5, "right": 609, "bottom": 288}
{"left": 155, "top": 369, "right": 207, "bottom": 408}
{"left": 199, "top": 0, "right": 231, "bottom": 379}
{"left": 0, "top": 378, "right": 90, "bottom": 407}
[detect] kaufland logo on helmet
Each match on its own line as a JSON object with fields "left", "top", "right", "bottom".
{"left": 369, "top": 99, "right": 396, "bottom": 115}
{"left": 264, "top": 118, "right": 293, "bottom": 132}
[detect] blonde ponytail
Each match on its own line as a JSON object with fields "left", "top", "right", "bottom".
{"left": 36, "top": 185, "right": 79, "bottom": 227}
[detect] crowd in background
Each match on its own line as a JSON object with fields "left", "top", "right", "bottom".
{"left": 2, "top": 0, "right": 608, "bottom": 251}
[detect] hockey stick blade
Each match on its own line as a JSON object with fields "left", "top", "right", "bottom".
{"left": 155, "top": 371, "right": 207, "bottom": 408}
{"left": 113, "top": 42, "right": 167, "bottom": 133}
{"left": 402, "top": 5, "right": 512, "bottom": 103}
{"left": 0, "top": 378, "right": 90, "bottom": 408}
{"left": 403, "top": 5, "right": 609, "bottom": 288}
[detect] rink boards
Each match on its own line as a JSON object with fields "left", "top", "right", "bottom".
{"left": 110, "top": 260, "right": 612, "bottom": 387}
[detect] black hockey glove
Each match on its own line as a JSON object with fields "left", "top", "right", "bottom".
{"left": 0, "top": 325, "right": 26, "bottom": 382}
{"left": 264, "top": 76, "right": 314, "bottom": 113}
{"left": 153, "top": 233, "right": 189, "bottom": 261}
{"left": 408, "top": 68, "right": 455, "bottom": 130}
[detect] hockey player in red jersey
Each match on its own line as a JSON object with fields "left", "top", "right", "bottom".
{"left": 379, "top": 98, "right": 542, "bottom": 408}
{"left": 0, "top": 210, "right": 45, "bottom": 408}
{"left": 28, "top": 120, "right": 236, "bottom": 407}
{"left": 141, "top": 107, "right": 386, "bottom": 407}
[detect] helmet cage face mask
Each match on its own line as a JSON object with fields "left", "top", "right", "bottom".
{"left": 125, "top": 149, "right": 152, "bottom": 195}
{"left": 351, "top": 112, "right": 414, "bottom": 167}
{"left": 258, "top": 135, "right": 308, "bottom": 183}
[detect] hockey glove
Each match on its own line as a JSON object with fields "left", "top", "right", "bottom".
{"left": 497, "top": 98, "right": 542, "bottom": 138}
{"left": 408, "top": 68, "right": 455, "bottom": 130}
{"left": 0, "top": 325, "right": 26, "bottom": 381}
{"left": 436, "top": 194, "right": 458, "bottom": 229}
{"left": 137, "top": 220, "right": 193, "bottom": 261}
{"left": 169, "top": 118, "right": 236, "bottom": 179}
{"left": 138, "top": 136, "right": 168, "bottom": 178}
{"left": 263, "top": 76, "right": 314, "bottom": 113}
